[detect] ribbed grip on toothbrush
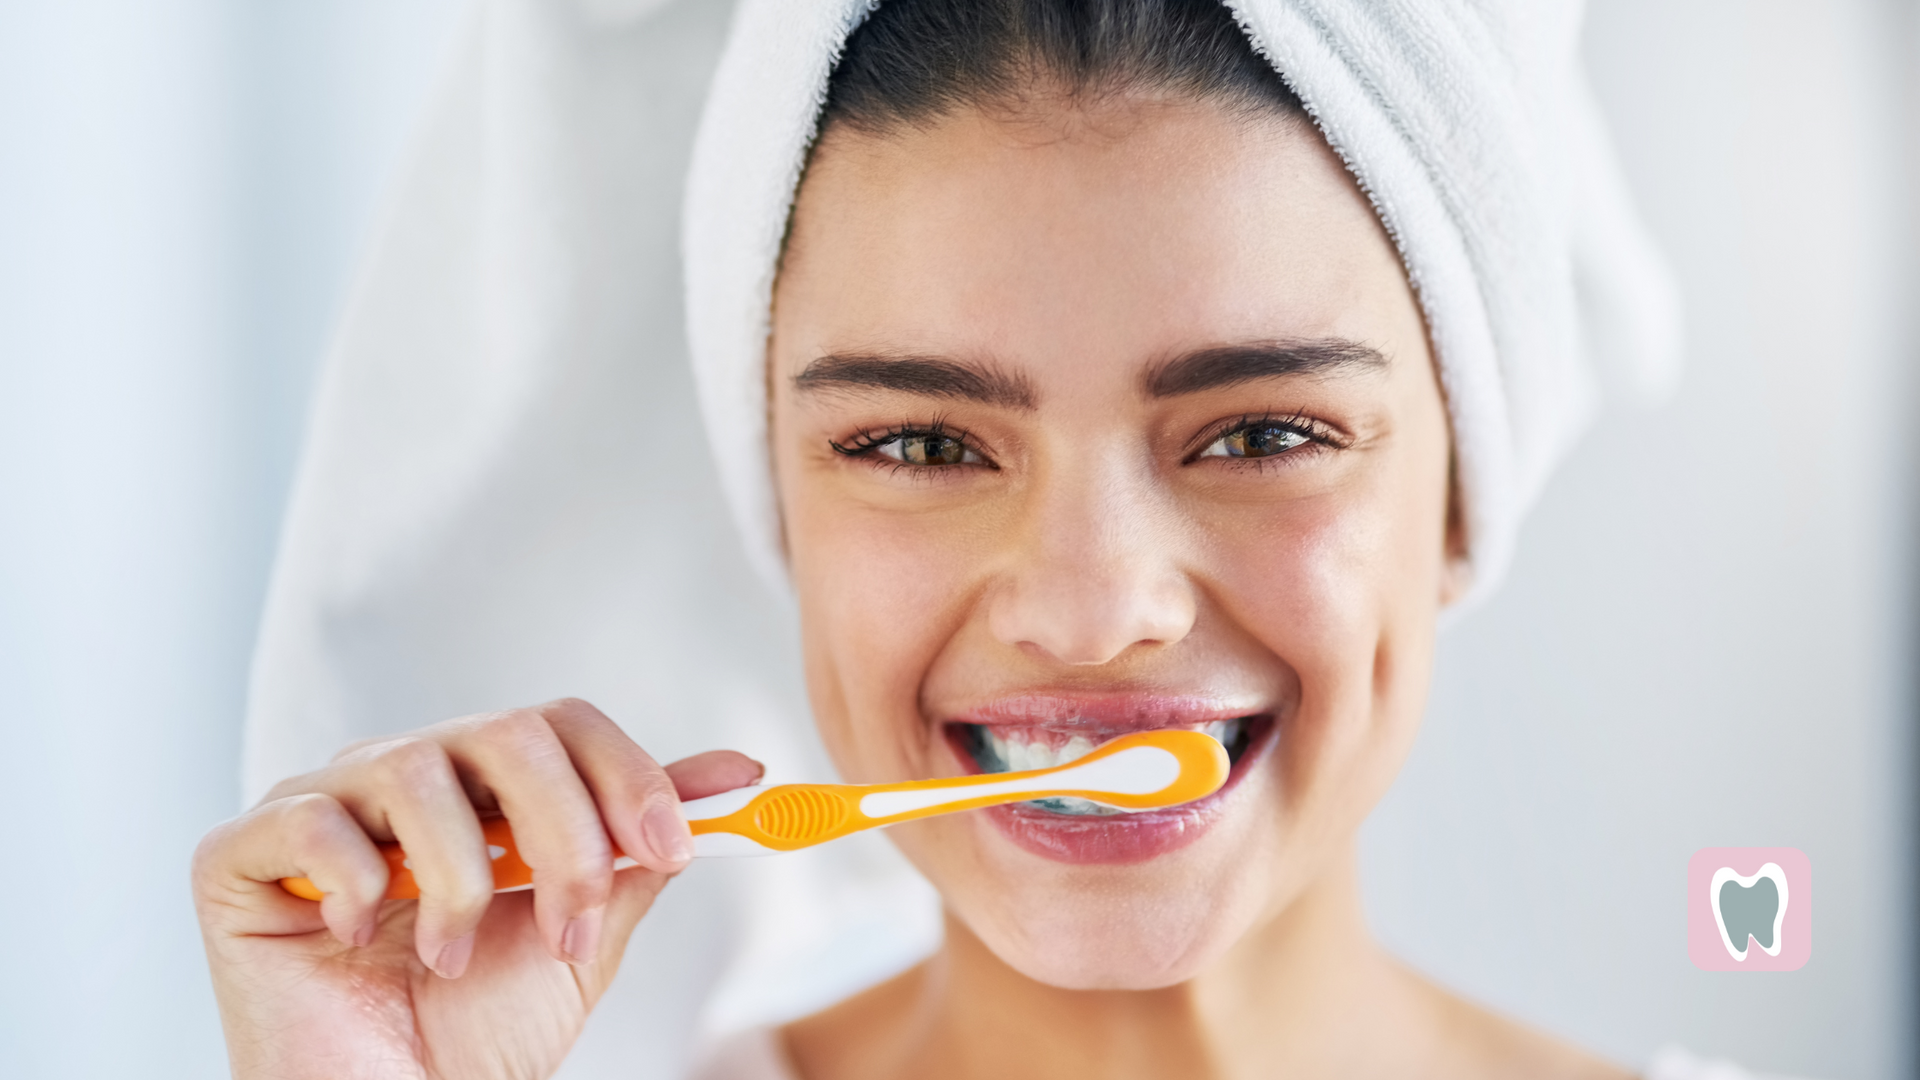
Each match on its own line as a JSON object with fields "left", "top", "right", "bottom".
{"left": 751, "top": 786, "right": 852, "bottom": 842}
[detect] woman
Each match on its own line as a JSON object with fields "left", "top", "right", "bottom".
{"left": 194, "top": 1, "right": 1703, "bottom": 1077}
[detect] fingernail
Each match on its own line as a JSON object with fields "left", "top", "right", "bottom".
{"left": 353, "top": 920, "right": 377, "bottom": 949}
{"left": 433, "top": 934, "right": 474, "bottom": 979}
{"left": 643, "top": 804, "right": 695, "bottom": 866}
{"left": 562, "top": 907, "right": 604, "bottom": 965}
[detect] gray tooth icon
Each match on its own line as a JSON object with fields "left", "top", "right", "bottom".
{"left": 1710, "top": 862, "right": 1789, "bottom": 961}
{"left": 1721, "top": 879, "right": 1778, "bottom": 949}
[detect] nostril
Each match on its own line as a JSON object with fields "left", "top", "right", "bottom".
{"left": 1012, "top": 634, "right": 1149, "bottom": 668}
{"left": 1062, "top": 639, "right": 1160, "bottom": 667}
{"left": 1054, "top": 622, "right": 1193, "bottom": 668}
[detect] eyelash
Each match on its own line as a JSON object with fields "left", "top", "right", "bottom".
{"left": 830, "top": 419, "right": 994, "bottom": 472}
{"left": 829, "top": 411, "right": 1342, "bottom": 473}
{"left": 1188, "top": 411, "right": 1343, "bottom": 466}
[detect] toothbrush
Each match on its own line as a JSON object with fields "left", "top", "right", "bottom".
{"left": 280, "top": 729, "right": 1228, "bottom": 902}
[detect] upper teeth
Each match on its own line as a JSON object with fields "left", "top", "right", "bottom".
{"left": 1002, "top": 733, "right": 1096, "bottom": 772}
{"left": 1200, "top": 718, "right": 1239, "bottom": 748}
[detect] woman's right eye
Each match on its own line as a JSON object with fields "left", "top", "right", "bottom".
{"left": 1198, "top": 421, "right": 1313, "bottom": 460}
{"left": 832, "top": 426, "right": 988, "bottom": 468}
{"left": 876, "top": 432, "right": 981, "bottom": 466}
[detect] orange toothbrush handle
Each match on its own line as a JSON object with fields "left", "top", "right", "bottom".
{"left": 281, "top": 816, "right": 546, "bottom": 902}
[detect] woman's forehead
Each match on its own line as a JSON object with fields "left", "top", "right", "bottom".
{"left": 775, "top": 100, "right": 1414, "bottom": 382}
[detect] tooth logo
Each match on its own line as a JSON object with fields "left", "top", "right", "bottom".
{"left": 1687, "top": 847, "right": 1811, "bottom": 972}
{"left": 1709, "top": 863, "right": 1786, "bottom": 960}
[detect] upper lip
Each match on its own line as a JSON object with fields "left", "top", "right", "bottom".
{"left": 938, "top": 692, "right": 1268, "bottom": 733}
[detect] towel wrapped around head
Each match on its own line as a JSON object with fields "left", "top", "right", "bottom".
{"left": 685, "top": 0, "right": 1681, "bottom": 608}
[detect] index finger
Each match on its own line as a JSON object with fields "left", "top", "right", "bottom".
{"left": 538, "top": 699, "right": 701, "bottom": 874}
{"left": 665, "top": 750, "right": 765, "bottom": 800}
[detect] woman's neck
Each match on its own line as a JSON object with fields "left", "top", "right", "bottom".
{"left": 785, "top": 848, "right": 1499, "bottom": 1080}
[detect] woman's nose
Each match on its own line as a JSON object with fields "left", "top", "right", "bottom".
{"left": 985, "top": 479, "right": 1198, "bottom": 666}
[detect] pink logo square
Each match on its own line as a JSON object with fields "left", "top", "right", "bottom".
{"left": 1688, "top": 847, "right": 1811, "bottom": 971}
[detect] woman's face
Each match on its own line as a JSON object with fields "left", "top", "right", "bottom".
{"left": 769, "top": 98, "right": 1458, "bottom": 989}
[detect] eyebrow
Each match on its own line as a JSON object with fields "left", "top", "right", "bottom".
{"left": 1144, "top": 339, "right": 1388, "bottom": 397}
{"left": 793, "top": 339, "right": 1385, "bottom": 407}
{"left": 793, "top": 353, "right": 1037, "bottom": 409}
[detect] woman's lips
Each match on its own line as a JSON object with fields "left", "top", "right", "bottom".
{"left": 938, "top": 697, "right": 1277, "bottom": 865}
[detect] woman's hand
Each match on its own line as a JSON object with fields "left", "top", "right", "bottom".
{"left": 192, "top": 698, "right": 759, "bottom": 1080}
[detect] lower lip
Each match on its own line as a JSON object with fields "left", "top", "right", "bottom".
{"left": 964, "top": 717, "right": 1275, "bottom": 865}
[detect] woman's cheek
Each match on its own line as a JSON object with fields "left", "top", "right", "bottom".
{"left": 1207, "top": 492, "right": 1401, "bottom": 796}
{"left": 792, "top": 498, "right": 985, "bottom": 783}
{"left": 1210, "top": 491, "right": 1384, "bottom": 667}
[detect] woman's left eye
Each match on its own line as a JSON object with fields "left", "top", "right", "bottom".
{"left": 875, "top": 432, "right": 982, "bottom": 466}
{"left": 1199, "top": 422, "right": 1312, "bottom": 460}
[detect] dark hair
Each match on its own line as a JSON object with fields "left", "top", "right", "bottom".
{"left": 821, "top": 0, "right": 1304, "bottom": 134}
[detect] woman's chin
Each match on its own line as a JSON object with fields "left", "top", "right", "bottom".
{"left": 962, "top": 883, "right": 1256, "bottom": 990}
{"left": 939, "top": 824, "right": 1279, "bottom": 990}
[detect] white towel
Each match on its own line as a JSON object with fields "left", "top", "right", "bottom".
{"left": 684, "top": 0, "right": 1682, "bottom": 607}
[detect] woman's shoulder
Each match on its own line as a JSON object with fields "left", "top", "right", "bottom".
{"left": 1416, "top": 980, "right": 1801, "bottom": 1080}
{"left": 686, "top": 1026, "right": 800, "bottom": 1080}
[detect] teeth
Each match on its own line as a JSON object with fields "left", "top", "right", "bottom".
{"left": 1202, "top": 718, "right": 1244, "bottom": 750}
{"left": 974, "top": 728, "right": 1101, "bottom": 773}
{"left": 1027, "top": 796, "right": 1118, "bottom": 816}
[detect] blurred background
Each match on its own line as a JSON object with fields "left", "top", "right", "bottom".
{"left": 0, "top": 1, "right": 1913, "bottom": 1077}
